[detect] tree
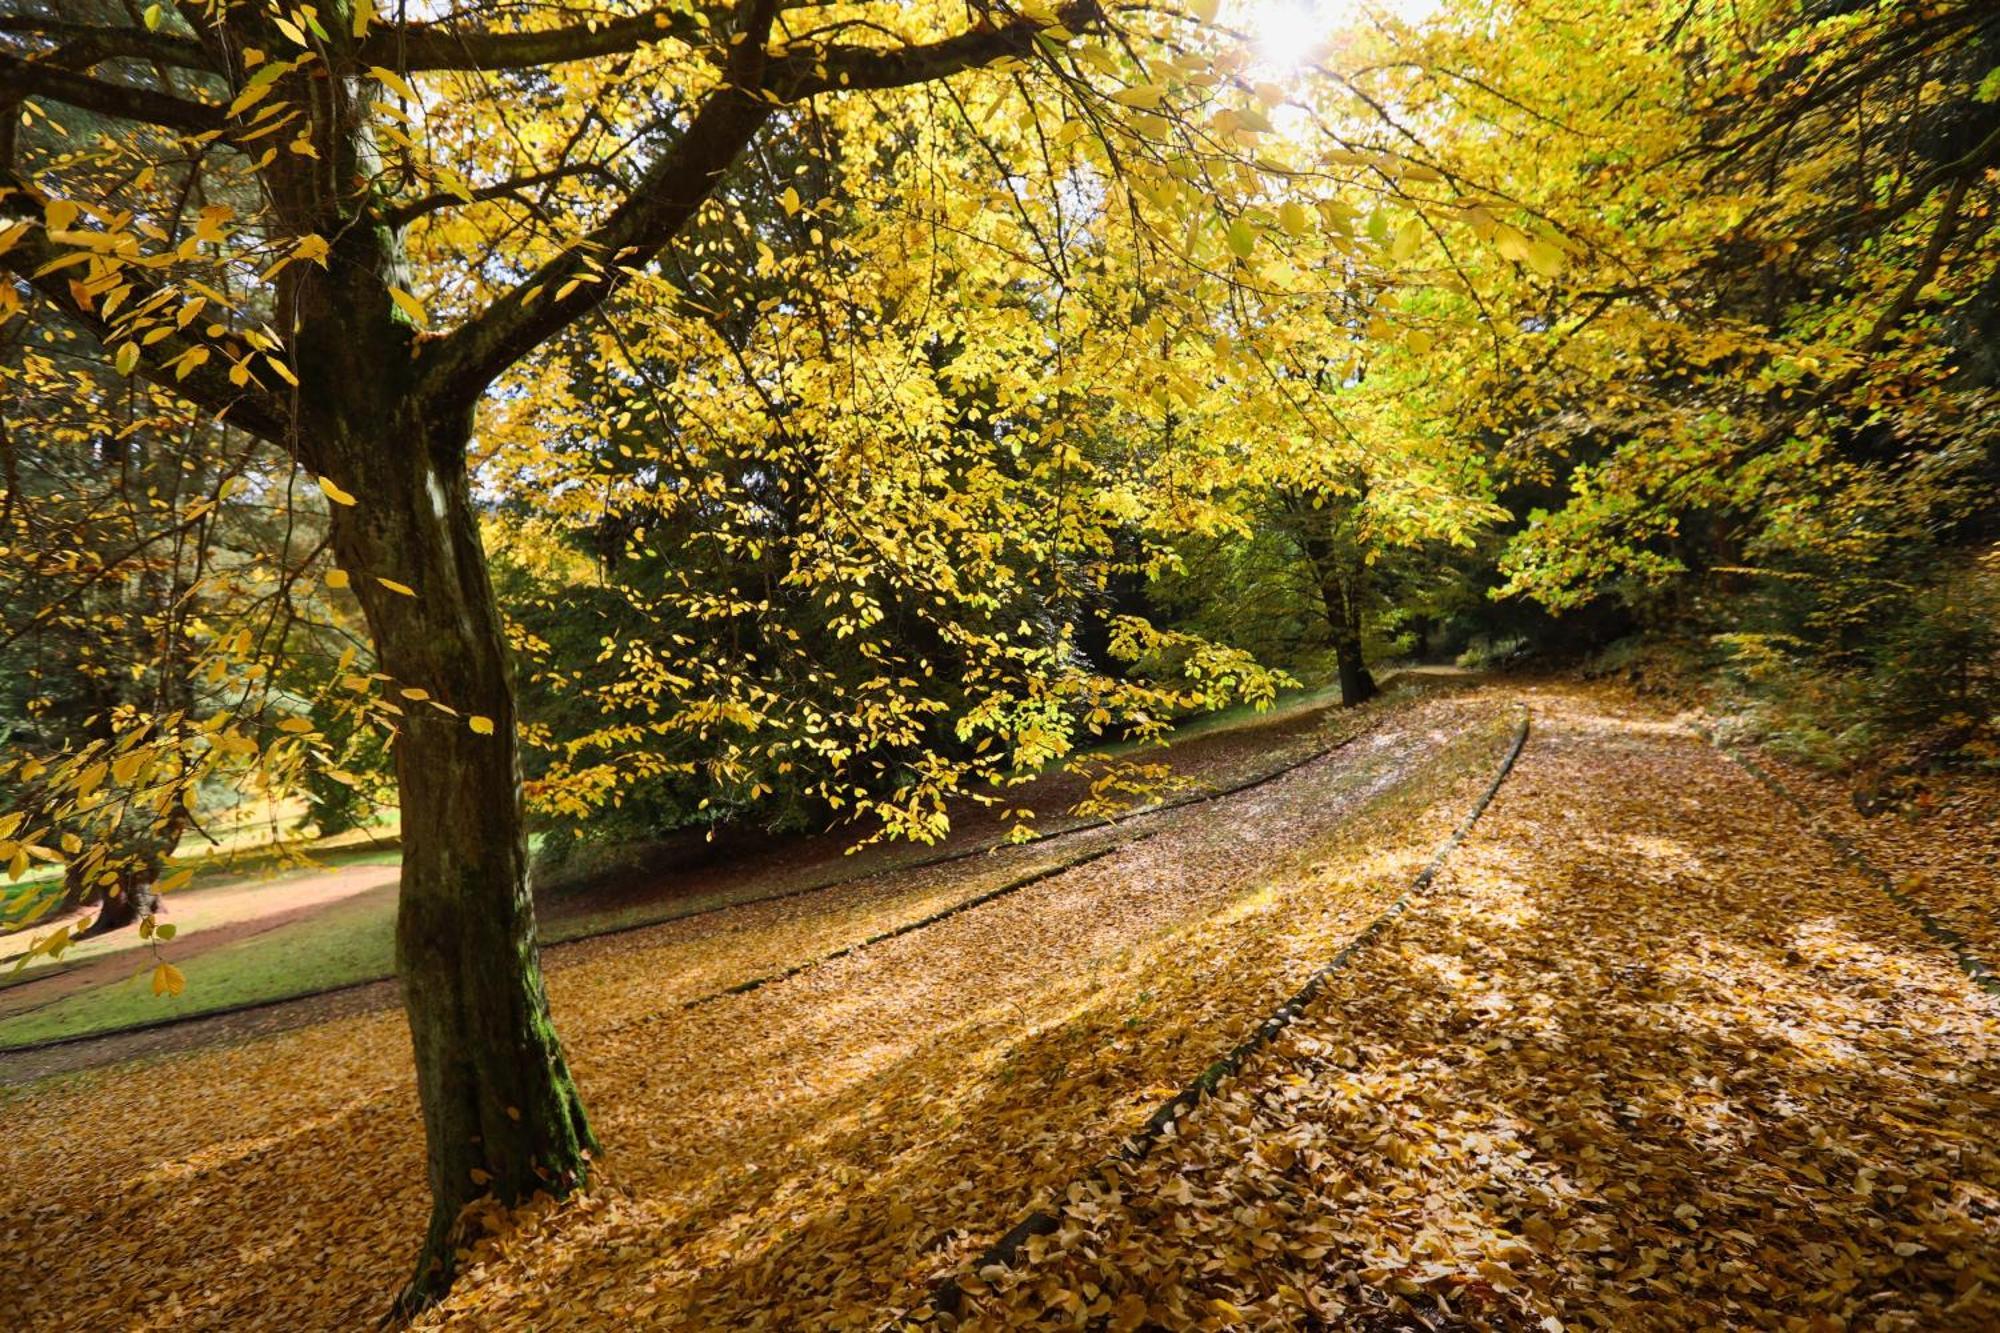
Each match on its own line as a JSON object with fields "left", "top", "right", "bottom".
{"left": 3, "top": 0, "right": 1146, "bottom": 1311}
{"left": 12, "top": 0, "right": 1639, "bottom": 1309}
{"left": 8, "top": 0, "right": 1475, "bottom": 1311}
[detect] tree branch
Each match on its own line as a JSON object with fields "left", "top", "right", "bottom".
{"left": 357, "top": 4, "right": 722, "bottom": 71}
{"left": 0, "top": 15, "right": 219, "bottom": 72}
{"left": 1, "top": 178, "right": 290, "bottom": 443}
{"left": 0, "top": 51, "right": 222, "bottom": 133}
{"left": 418, "top": 84, "right": 775, "bottom": 413}
{"left": 417, "top": 2, "right": 1104, "bottom": 412}
{"left": 769, "top": 3, "right": 1103, "bottom": 101}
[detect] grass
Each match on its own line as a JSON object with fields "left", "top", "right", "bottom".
{"left": 0, "top": 886, "right": 396, "bottom": 1047}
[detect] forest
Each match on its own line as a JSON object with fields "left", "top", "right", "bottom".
{"left": 1, "top": 0, "right": 1996, "bottom": 1328}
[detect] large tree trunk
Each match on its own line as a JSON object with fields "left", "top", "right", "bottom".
{"left": 309, "top": 311, "right": 594, "bottom": 1313}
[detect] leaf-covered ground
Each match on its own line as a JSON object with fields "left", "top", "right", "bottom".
{"left": 956, "top": 685, "right": 2000, "bottom": 1331}
{"left": 1, "top": 689, "right": 1517, "bottom": 1329}
{"left": 8, "top": 684, "right": 1990, "bottom": 1330}
{"left": 1747, "top": 750, "right": 2000, "bottom": 982}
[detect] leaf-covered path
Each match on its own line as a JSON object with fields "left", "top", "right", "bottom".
{"left": 960, "top": 685, "right": 2000, "bottom": 1331}
{"left": 0, "top": 690, "right": 1517, "bottom": 1329}
{"left": 5, "top": 684, "right": 1993, "bottom": 1331}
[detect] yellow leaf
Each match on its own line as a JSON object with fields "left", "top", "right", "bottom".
{"left": 377, "top": 577, "right": 416, "bottom": 597}
{"left": 317, "top": 475, "right": 358, "bottom": 506}
{"left": 227, "top": 81, "right": 274, "bottom": 118}
{"left": 468, "top": 715, "right": 495, "bottom": 735}
{"left": 278, "top": 716, "right": 315, "bottom": 733}
{"left": 1525, "top": 238, "right": 1567, "bottom": 278}
{"left": 151, "top": 962, "right": 186, "bottom": 998}
{"left": 1111, "top": 85, "right": 1166, "bottom": 110}
{"left": 157, "top": 869, "right": 194, "bottom": 893}
{"left": 388, "top": 285, "right": 426, "bottom": 326}
{"left": 325, "top": 568, "right": 351, "bottom": 589}
{"left": 370, "top": 67, "right": 419, "bottom": 102}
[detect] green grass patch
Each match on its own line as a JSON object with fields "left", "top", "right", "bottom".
{"left": 0, "top": 887, "right": 396, "bottom": 1048}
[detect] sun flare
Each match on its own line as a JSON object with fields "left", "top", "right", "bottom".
{"left": 1250, "top": 0, "right": 1328, "bottom": 72}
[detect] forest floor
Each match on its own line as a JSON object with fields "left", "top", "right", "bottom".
{"left": 2, "top": 681, "right": 1995, "bottom": 1331}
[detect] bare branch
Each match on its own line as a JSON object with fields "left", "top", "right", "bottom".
{"left": 0, "top": 15, "right": 218, "bottom": 72}
{"left": 0, "top": 51, "right": 222, "bottom": 133}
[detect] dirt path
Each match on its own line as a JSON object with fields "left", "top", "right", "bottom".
{"left": 961, "top": 683, "right": 2000, "bottom": 1331}
{"left": 0, "top": 690, "right": 1515, "bottom": 1330}
{"left": 0, "top": 866, "right": 398, "bottom": 1022}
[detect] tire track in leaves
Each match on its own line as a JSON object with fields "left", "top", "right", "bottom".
{"left": 1710, "top": 742, "right": 2000, "bottom": 997}
{"left": 674, "top": 696, "right": 1405, "bottom": 1013}
{"left": 895, "top": 704, "right": 1530, "bottom": 1328}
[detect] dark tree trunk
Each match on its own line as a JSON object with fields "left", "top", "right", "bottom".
{"left": 1289, "top": 494, "right": 1377, "bottom": 709}
{"left": 1333, "top": 624, "right": 1377, "bottom": 708}
{"left": 73, "top": 845, "right": 164, "bottom": 937}
{"left": 60, "top": 672, "right": 181, "bottom": 936}
{"left": 296, "top": 237, "right": 594, "bottom": 1316}
{"left": 1312, "top": 564, "right": 1376, "bottom": 709}
{"left": 331, "top": 405, "right": 595, "bottom": 1315}
{"left": 1329, "top": 600, "right": 1377, "bottom": 708}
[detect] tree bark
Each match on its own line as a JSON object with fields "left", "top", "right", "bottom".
{"left": 297, "top": 247, "right": 594, "bottom": 1314}
{"left": 1327, "top": 580, "right": 1378, "bottom": 709}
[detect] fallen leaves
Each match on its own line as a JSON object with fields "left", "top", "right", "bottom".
{"left": 11, "top": 684, "right": 1988, "bottom": 1332}
{"left": 956, "top": 684, "right": 2000, "bottom": 1331}
{"left": 1, "top": 691, "right": 1510, "bottom": 1331}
